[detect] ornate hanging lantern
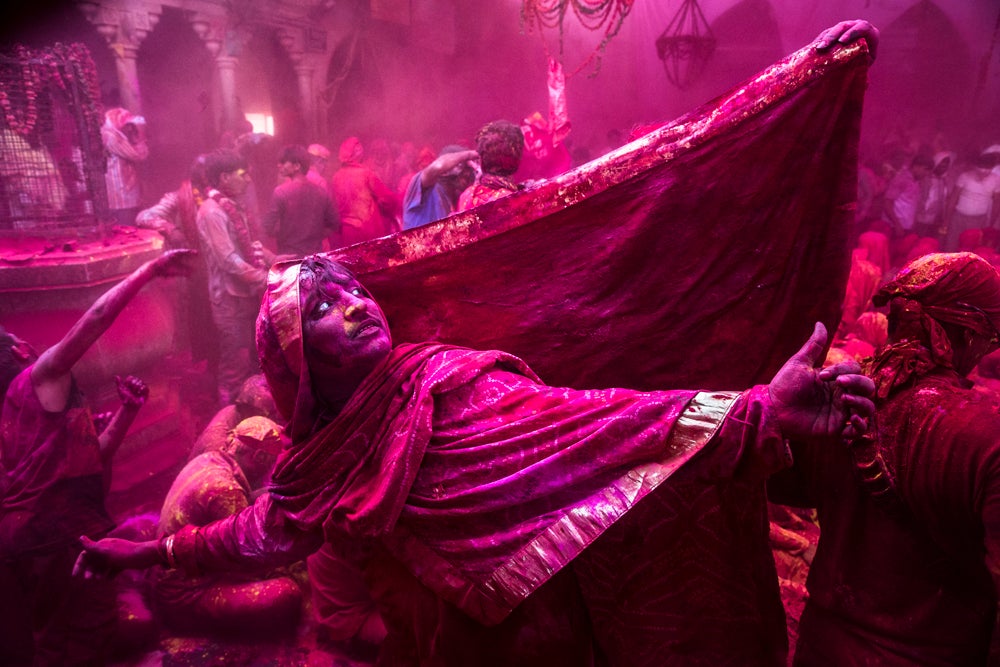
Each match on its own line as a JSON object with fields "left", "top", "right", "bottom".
{"left": 521, "top": 0, "right": 635, "bottom": 77}
{"left": 655, "top": 0, "right": 716, "bottom": 89}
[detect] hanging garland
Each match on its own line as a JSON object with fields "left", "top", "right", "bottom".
{"left": 0, "top": 43, "right": 104, "bottom": 144}
{"left": 521, "top": 0, "right": 635, "bottom": 78}
{"left": 0, "top": 45, "right": 41, "bottom": 136}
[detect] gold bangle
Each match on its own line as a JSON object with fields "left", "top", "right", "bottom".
{"left": 164, "top": 534, "right": 178, "bottom": 569}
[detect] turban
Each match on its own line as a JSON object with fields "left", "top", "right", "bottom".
{"left": 228, "top": 415, "right": 285, "bottom": 457}
{"left": 308, "top": 143, "right": 331, "bottom": 160}
{"left": 867, "top": 252, "right": 1000, "bottom": 397}
{"left": 338, "top": 137, "right": 363, "bottom": 164}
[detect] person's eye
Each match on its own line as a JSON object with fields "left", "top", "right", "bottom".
{"left": 312, "top": 301, "right": 331, "bottom": 318}
{"left": 350, "top": 286, "right": 367, "bottom": 298}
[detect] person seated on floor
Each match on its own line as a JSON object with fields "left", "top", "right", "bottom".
{"left": 187, "top": 373, "right": 283, "bottom": 460}
{"left": 153, "top": 415, "right": 303, "bottom": 638}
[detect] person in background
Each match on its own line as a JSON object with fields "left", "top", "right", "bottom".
{"left": 196, "top": 149, "right": 274, "bottom": 405}
{"left": 306, "top": 143, "right": 332, "bottom": 192}
{"left": 101, "top": 107, "right": 149, "bottom": 227}
{"left": 263, "top": 144, "right": 339, "bottom": 258}
{"left": 944, "top": 150, "right": 1000, "bottom": 251}
{"left": 457, "top": 120, "right": 523, "bottom": 212}
{"left": 773, "top": 252, "right": 1000, "bottom": 666}
{"left": 135, "top": 155, "right": 215, "bottom": 365}
{"left": 402, "top": 145, "right": 478, "bottom": 230}
{"left": 330, "top": 137, "right": 401, "bottom": 246}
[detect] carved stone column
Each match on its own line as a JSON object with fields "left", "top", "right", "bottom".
{"left": 82, "top": 3, "right": 159, "bottom": 113}
{"left": 294, "top": 62, "right": 316, "bottom": 139}
{"left": 189, "top": 14, "right": 242, "bottom": 133}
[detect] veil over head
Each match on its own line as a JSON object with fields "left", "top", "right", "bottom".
{"left": 257, "top": 255, "right": 376, "bottom": 439}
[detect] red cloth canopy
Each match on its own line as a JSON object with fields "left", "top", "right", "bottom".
{"left": 330, "top": 40, "right": 869, "bottom": 393}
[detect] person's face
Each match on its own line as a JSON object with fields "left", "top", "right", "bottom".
{"left": 219, "top": 167, "right": 250, "bottom": 198}
{"left": 300, "top": 266, "right": 391, "bottom": 386}
{"left": 278, "top": 160, "right": 300, "bottom": 178}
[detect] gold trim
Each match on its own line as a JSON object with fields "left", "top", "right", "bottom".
{"left": 480, "top": 390, "right": 742, "bottom": 612}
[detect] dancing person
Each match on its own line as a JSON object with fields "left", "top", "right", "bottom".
{"left": 0, "top": 249, "right": 194, "bottom": 666}
{"left": 78, "top": 252, "right": 873, "bottom": 666}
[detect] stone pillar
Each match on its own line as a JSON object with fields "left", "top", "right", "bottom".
{"left": 83, "top": 3, "right": 158, "bottom": 114}
{"left": 294, "top": 62, "right": 316, "bottom": 139}
{"left": 215, "top": 56, "right": 241, "bottom": 132}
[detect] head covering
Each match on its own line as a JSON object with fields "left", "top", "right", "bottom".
{"left": 104, "top": 107, "right": 138, "bottom": 131}
{"left": 308, "top": 143, "right": 331, "bottom": 160}
{"left": 867, "top": 252, "right": 1000, "bottom": 396}
{"left": 257, "top": 258, "right": 310, "bottom": 436}
{"left": 227, "top": 415, "right": 285, "bottom": 457}
{"left": 932, "top": 151, "right": 954, "bottom": 170}
{"left": 338, "top": 137, "right": 363, "bottom": 164}
{"left": 256, "top": 255, "right": 390, "bottom": 440}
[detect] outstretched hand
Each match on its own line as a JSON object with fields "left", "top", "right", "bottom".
{"left": 115, "top": 374, "right": 149, "bottom": 407}
{"left": 768, "top": 322, "right": 875, "bottom": 443}
{"left": 149, "top": 248, "right": 198, "bottom": 278}
{"left": 814, "top": 19, "right": 879, "bottom": 62}
{"left": 74, "top": 535, "right": 162, "bottom": 579}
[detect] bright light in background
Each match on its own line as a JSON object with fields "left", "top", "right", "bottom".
{"left": 245, "top": 113, "right": 274, "bottom": 135}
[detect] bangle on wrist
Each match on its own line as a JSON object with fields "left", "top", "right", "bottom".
{"left": 163, "top": 534, "right": 178, "bottom": 569}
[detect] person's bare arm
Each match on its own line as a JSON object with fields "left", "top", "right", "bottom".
{"left": 97, "top": 375, "right": 149, "bottom": 492}
{"left": 420, "top": 150, "right": 479, "bottom": 189}
{"left": 31, "top": 250, "right": 196, "bottom": 412}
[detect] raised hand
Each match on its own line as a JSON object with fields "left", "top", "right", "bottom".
{"left": 149, "top": 248, "right": 198, "bottom": 278}
{"left": 768, "top": 322, "right": 875, "bottom": 443}
{"left": 115, "top": 374, "right": 149, "bottom": 408}
{"left": 814, "top": 19, "right": 879, "bottom": 62}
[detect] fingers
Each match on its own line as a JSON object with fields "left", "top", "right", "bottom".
{"left": 835, "top": 372, "right": 876, "bottom": 398}
{"left": 839, "top": 393, "right": 875, "bottom": 421}
{"left": 818, "top": 359, "right": 862, "bottom": 380}
{"left": 790, "top": 322, "right": 829, "bottom": 369}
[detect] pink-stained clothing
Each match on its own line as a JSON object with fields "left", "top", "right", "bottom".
{"left": 787, "top": 369, "right": 1000, "bottom": 666}
{"left": 330, "top": 162, "right": 401, "bottom": 247}
{"left": 0, "top": 366, "right": 117, "bottom": 665}
{"left": 0, "top": 367, "right": 114, "bottom": 556}
{"left": 153, "top": 450, "right": 302, "bottom": 635}
{"left": 101, "top": 109, "right": 148, "bottom": 211}
{"left": 774, "top": 252, "right": 1000, "bottom": 666}
{"left": 457, "top": 175, "right": 518, "bottom": 212}
{"left": 516, "top": 57, "right": 573, "bottom": 182}
{"left": 263, "top": 176, "right": 339, "bottom": 257}
{"left": 169, "top": 342, "right": 792, "bottom": 665}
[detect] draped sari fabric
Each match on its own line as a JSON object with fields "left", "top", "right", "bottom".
{"left": 330, "top": 41, "right": 869, "bottom": 393}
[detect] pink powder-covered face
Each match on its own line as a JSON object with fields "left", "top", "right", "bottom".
{"left": 299, "top": 264, "right": 391, "bottom": 379}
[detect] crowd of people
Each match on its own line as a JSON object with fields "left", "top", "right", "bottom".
{"left": 2, "top": 17, "right": 1000, "bottom": 667}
